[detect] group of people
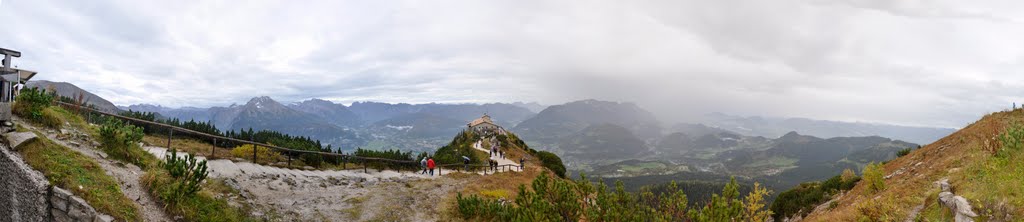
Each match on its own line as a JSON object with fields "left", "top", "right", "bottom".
{"left": 490, "top": 146, "right": 504, "bottom": 159}
{"left": 419, "top": 156, "right": 436, "bottom": 176}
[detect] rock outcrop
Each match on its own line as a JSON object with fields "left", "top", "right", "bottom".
{"left": 935, "top": 178, "right": 977, "bottom": 222}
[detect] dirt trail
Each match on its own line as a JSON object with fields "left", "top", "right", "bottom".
{"left": 16, "top": 119, "right": 172, "bottom": 222}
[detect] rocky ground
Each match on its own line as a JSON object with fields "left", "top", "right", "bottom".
{"left": 145, "top": 146, "right": 471, "bottom": 221}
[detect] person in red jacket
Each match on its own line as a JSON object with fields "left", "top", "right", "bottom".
{"left": 427, "top": 157, "right": 436, "bottom": 176}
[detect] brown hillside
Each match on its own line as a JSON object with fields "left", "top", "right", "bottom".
{"left": 803, "top": 109, "right": 1024, "bottom": 221}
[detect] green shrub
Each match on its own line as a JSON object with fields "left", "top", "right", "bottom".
{"left": 536, "top": 151, "right": 566, "bottom": 178}
{"left": 13, "top": 87, "right": 55, "bottom": 125}
{"left": 862, "top": 162, "right": 886, "bottom": 193}
{"left": 457, "top": 174, "right": 769, "bottom": 222}
{"left": 160, "top": 148, "right": 209, "bottom": 203}
{"left": 997, "top": 121, "right": 1024, "bottom": 158}
{"left": 434, "top": 130, "right": 483, "bottom": 165}
{"left": 99, "top": 119, "right": 150, "bottom": 167}
{"left": 896, "top": 148, "right": 912, "bottom": 157}
{"left": 141, "top": 169, "right": 251, "bottom": 221}
{"left": 770, "top": 174, "right": 860, "bottom": 221}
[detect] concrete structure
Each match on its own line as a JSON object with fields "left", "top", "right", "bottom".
{"left": 1, "top": 138, "right": 112, "bottom": 222}
{"left": 467, "top": 114, "right": 505, "bottom": 135}
{"left": 0, "top": 48, "right": 38, "bottom": 124}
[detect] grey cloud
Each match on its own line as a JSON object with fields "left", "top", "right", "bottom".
{"left": 2, "top": 0, "right": 1022, "bottom": 128}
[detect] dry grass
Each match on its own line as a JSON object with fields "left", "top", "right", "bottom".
{"left": 803, "top": 109, "right": 1024, "bottom": 221}
{"left": 141, "top": 135, "right": 233, "bottom": 159}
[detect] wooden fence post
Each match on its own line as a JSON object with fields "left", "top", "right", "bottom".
{"left": 167, "top": 128, "right": 173, "bottom": 150}
{"left": 363, "top": 159, "right": 368, "bottom": 174}
{"left": 343, "top": 156, "right": 347, "bottom": 169}
{"left": 250, "top": 135, "right": 256, "bottom": 164}
{"left": 287, "top": 150, "right": 292, "bottom": 168}
{"left": 211, "top": 138, "right": 216, "bottom": 158}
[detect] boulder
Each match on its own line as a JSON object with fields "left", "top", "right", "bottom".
{"left": 5, "top": 131, "right": 38, "bottom": 150}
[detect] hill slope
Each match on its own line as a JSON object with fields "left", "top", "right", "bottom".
{"left": 26, "top": 80, "right": 121, "bottom": 113}
{"left": 802, "top": 109, "right": 1024, "bottom": 221}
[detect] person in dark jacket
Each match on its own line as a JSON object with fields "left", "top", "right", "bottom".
{"left": 519, "top": 158, "right": 525, "bottom": 170}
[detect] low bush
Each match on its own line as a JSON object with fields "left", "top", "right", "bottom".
{"left": 141, "top": 169, "right": 252, "bottom": 221}
{"left": 456, "top": 174, "right": 771, "bottom": 222}
{"left": 99, "top": 119, "right": 153, "bottom": 168}
{"left": 38, "top": 107, "right": 64, "bottom": 128}
{"left": 13, "top": 87, "right": 57, "bottom": 127}
{"left": 160, "top": 148, "right": 209, "bottom": 203}
{"left": 770, "top": 173, "right": 860, "bottom": 221}
{"left": 862, "top": 162, "right": 886, "bottom": 193}
{"left": 997, "top": 121, "right": 1024, "bottom": 158}
{"left": 896, "top": 148, "right": 912, "bottom": 157}
{"left": 535, "top": 151, "right": 566, "bottom": 178}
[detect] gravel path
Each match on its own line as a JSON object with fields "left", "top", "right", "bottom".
{"left": 144, "top": 146, "right": 456, "bottom": 221}
{"left": 17, "top": 120, "right": 172, "bottom": 222}
{"left": 473, "top": 138, "right": 522, "bottom": 172}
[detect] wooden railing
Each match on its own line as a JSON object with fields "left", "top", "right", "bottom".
{"left": 56, "top": 101, "right": 418, "bottom": 172}
{"left": 55, "top": 101, "right": 528, "bottom": 175}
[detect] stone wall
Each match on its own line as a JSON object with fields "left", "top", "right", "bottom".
{"left": 0, "top": 144, "right": 112, "bottom": 222}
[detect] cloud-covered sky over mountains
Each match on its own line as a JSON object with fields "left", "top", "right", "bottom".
{"left": 2, "top": 0, "right": 1023, "bottom": 128}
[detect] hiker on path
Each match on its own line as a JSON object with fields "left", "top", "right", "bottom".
{"left": 500, "top": 151, "right": 504, "bottom": 159}
{"left": 462, "top": 156, "right": 470, "bottom": 172}
{"left": 427, "top": 157, "right": 436, "bottom": 176}
{"left": 420, "top": 157, "right": 428, "bottom": 174}
{"left": 519, "top": 158, "right": 525, "bottom": 170}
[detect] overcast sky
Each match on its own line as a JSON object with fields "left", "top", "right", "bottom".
{"left": 2, "top": 0, "right": 1023, "bottom": 128}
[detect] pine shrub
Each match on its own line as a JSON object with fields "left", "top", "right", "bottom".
{"left": 161, "top": 148, "right": 209, "bottom": 203}
{"left": 99, "top": 119, "right": 148, "bottom": 167}
{"left": 13, "top": 87, "right": 56, "bottom": 124}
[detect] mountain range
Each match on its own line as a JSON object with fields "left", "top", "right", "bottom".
{"left": 700, "top": 112, "right": 955, "bottom": 145}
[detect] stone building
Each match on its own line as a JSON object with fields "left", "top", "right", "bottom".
{"left": 467, "top": 114, "right": 505, "bottom": 135}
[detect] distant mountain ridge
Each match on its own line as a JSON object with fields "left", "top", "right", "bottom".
{"left": 127, "top": 96, "right": 539, "bottom": 152}
{"left": 701, "top": 112, "right": 955, "bottom": 144}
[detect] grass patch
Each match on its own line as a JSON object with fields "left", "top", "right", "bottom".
{"left": 620, "top": 161, "right": 665, "bottom": 171}
{"left": 742, "top": 156, "right": 797, "bottom": 168}
{"left": 342, "top": 196, "right": 366, "bottom": 220}
{"left": 142, "top": 135, "right": 232, "bottom": 159}
{"left": 17, "top": 133, "right": 140, "bottom": 221}
{"left": 478, "top": 189, "right": 511, "bottom": 199}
